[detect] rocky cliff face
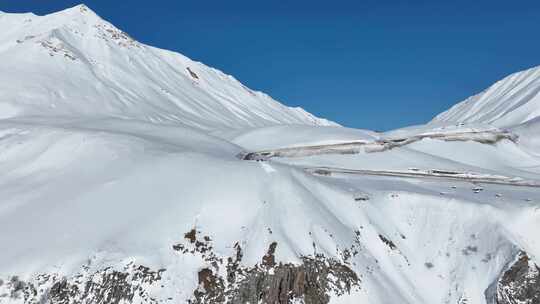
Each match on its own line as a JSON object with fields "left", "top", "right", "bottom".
{"left": 179, "top": 230, "right": 361, "bottom": 304}
{"left": 0, "top": 264, "right": 165, "bottom": 304}
{"left": 0, "top": 229, "right": 360, "bottom": 304}
{"left": 488, "top": 251, "right": 540, "bottom": 304}
{"left": 431, "top": 65, "right": 540, "bottom": 127}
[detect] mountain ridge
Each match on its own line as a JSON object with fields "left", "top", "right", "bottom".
{"left": 0, "top": 4, "right": 336, "bottom": 130}
{"left": 432, "top": 65, "right": 540, "bottom": 127}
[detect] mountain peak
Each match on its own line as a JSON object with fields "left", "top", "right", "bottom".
{"left": 47, "top": 3, "right": 101, "bottom": 23}
{"left": 58, "top": 4, "right": 95, "bottom": 15}
{"left": 0, "top": 5, "right": 335, "bottom": 129}
{"left": 432, "top": 65, "right": 540, "bottom": 127}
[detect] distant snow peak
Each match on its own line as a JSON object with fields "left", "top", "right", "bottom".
{"left": 433, "top": 65, "right": 540, "bottom": 127}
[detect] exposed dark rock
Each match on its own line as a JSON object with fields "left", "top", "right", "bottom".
{"left": 262, "top": 242, "right": 278, "bottom": 268}
{"left": 487, "top": 251, "right": 540, "bottom": 304}
{"left": 482, "top": 253, "right": 493, "bottom": 263}
{"left": 185, "top": 228, "right": 197, "bottom": 243}
{"left": 187, "top": 67, "right": 200, "bottom": 80}
{"left": 93, "top": 23, "right": 140, "bottom": 48}
{"left": 173, "top": 228, "right": 222, "bottom": 266}
{"left": 3, "top": 229, "right": 361, "bottom": 304}
{"left": 1, "top": 263, "right": 165, "bottom": 304}
{"left": 186, "top": 237, "right": 361, "bottom": 304}
{"left": 378, "top": 234, "right": 397, "bottom": 250}
{"left": 462, "top": 245, "right": 478, "bottom": 256}
{"left": 49, "top": 279, "right": 81, "bottom": 304}
{"left": 229, "top": 254, "right": 359, "bottom": 304}
{"left": 193, "top": 268, "right": 225, "bottom": 304}
{"left": 354, "top": 193, "right": 370, "bottom": 202}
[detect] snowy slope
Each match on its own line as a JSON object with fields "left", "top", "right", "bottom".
{"left": 0, "top": 5, "right": 335, "bottom": 130}
{"left": 432, "top": 65, "right": 540, "bottom": 127}
{"left": 511, "top": 117, "right": 540, "bottom": 153}
{"left": 2, "top": 117, "right": 539, "bottom": 304}
{"left": 0, "top": 4, "right": 539, "bottom": 304}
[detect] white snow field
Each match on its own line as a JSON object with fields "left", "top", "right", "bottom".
{"left": 0, "top": 5, "right": 539, "bottom": 304}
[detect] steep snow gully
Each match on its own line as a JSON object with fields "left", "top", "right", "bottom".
{"left": 1, "top": 4, "right": 540, "bottom": 304}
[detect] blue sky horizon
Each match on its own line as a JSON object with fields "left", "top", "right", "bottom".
{"left": 2, "top": 0, "right": 540, "bottom": 130}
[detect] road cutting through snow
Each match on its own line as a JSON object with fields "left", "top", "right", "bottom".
{"left": 304, "top": 166, "right": 540, "bottom": 188}
{"left": 241, "top": 129, "right": 517, "bottom": 161}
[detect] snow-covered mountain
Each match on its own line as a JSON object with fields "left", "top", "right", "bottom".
{"left": 1, "top": 5, "right": 539, "bottom": 304}
{"left": 432, "top": 65, "right": 540, "bottom": 127}
{"left": 0, "top": 4, "right": 334, "bottom": 130}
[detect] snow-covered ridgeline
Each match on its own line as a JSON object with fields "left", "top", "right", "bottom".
{"left": 432, "top": 65, "right": 540, "bottom": 127}
{"left": 0, "top": 4, "right": 335, "bottom": 130}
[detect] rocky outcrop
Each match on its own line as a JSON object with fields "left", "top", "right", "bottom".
{"left": 175, "top": 229, "right": 361, "bottom": 304}
{"left": 8, "top": 231, "right": 540, "bottom": 304}
{"left": 225, "top": 254, "right": 360, "bottom": 304}
{"left": 1, "top": 229, "right": 360, "bottom": 304}
{"left": 0, "top": 264, "right": 165, "bottom": 304}
{"left": 486, "top": 251, "right": 540, "bottom": 304}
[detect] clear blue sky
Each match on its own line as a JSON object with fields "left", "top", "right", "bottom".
{"left": 2, "top": 1, "right": 540, "bottom": 130}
